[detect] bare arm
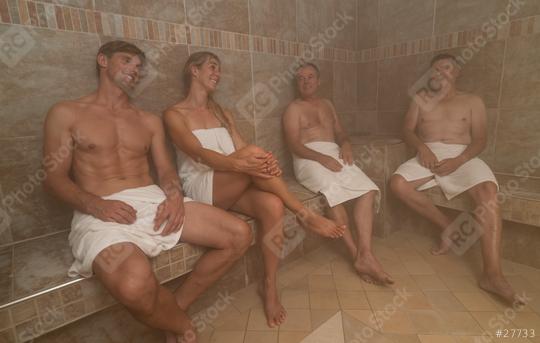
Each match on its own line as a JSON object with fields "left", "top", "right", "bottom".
{"left": 458, "top": 96, "right": 487, "bottom": 162}
{"left": 432, "top": 96, "right": 488, "bottom": 176}
{"left": 43, "top": 103, "right": 137, "bottom": 223}
{"left": 328, "top": 100, "right": 353, "bottom": 165}
{"left": 146, "top": 113, "right": 185, "bottom": 235}
{"left": 222, "top": 110, "right": 249, "bottom": 150}
{"left": 164, "top": 109, "right": 271, "bottom": 175}
{"left": 43, "top": 104, "right": 101, "bottom": 213}
{"left": 328, "top": 101, "right": 350, "bottom": 147}
{"left": 164, "top": 109, "right": 241, "bottom": 171}
{"left": 402, "top": 99, "right": 439, "bottom": 170}
{"left": 402, "top": 99, "right": 428, "bottom": 151}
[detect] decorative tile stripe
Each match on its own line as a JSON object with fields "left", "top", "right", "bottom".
{"left": 358, "top": 16, "right": 540, "bottom": 63}
{"left": 0, "top": 0, "right": 11, "bottom": 23}
{"left": 1, "top": 1, "right": 540, "bottom": 64}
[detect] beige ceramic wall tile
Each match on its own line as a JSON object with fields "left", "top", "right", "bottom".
{"left": 95, "top": 0, "right": 185, "bottom": 24}
{"left": 357, "top": 0, "right": 379, "bottom": 50}
{"left": 434, "top": 0, "right": 509, "bottom": 34}
{"left": 185, "top": 0, "right": 249, "bottom": 33}
{"left": 249, "top": 0, "right": 296, "bottom": 41}
{"left": 379, "top": 0, "right": 435, "bottom": 45}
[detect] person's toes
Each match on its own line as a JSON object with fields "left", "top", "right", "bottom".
{"left": 359, "top": 274, "right": 374, "bottom": 284}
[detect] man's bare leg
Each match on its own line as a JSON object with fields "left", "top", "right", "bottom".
{"left": 351, "top": 191, "right": 393, "bottom": 285}
{"left": 230, "top": 188, "right": 287, "bottom": 327}
{"left": 390, "top": 175, "right": 454, "bottom": 254}
{"left": 326, "top": 204, "right": 356, "bottom": 257}
{"left": 173, "top": 202, "right": 252, "bottom": 309}
{"left": 167, "top": 202, "right": 252, "bottom": 341}
{"left": 93, "top": 243, "right": 197, "bottom": 343}
{"left": 468, "top": 182, "right": 521, "bottom": 304}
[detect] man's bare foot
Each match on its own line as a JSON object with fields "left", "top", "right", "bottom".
{"left": 258, "top": 280, "right": 287, "bottom": 328}
{"left": 297, "top": 209, "right": 345, "bottom": 238}
{"left": 479, "top": 274, "right": 525, "bottom": 306}
{"left": 165, "top": 329, "right": 197, "bottom": 343}
{"left": 430, "top": 236, "right": 452, "bottom": 255}
{"left": 354, "top": 254, "right": 394, "bottom": 285}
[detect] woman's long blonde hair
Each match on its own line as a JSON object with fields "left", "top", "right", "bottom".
{"left": 182, "top": 51, "right": 229, "bottom": 130}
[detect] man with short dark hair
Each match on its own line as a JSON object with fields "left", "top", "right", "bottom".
{"left": 43, "top": 40, "right": 252, "bottom": 343}
{"left": 390, "top": 53, "right": 521, "bottom": 304}
{"left": 283, "top": 63, "right": 393, "bottom": 285}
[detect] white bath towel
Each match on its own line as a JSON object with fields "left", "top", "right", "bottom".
{"left": 393, "top": 142, "right": 498, "bottom": 199}
{"left": 68, "top": 185, "right": 192, "bottom": 278}
{"left": 293, "top": 141, "right": 380, "bottom": 208}
{"left": 177, "top": 127, "right": 236, "bottom": 205}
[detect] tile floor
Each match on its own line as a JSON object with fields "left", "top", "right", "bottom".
{"left": 37, "top": 229, "right": 540, "bottom": 343}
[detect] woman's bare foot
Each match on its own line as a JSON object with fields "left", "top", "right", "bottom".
{"left": 430, "top": 236, "right": 452, "bottom": 255}
{"left": 479, "top": 274, "right": 524, "bottom": 306}
{"left": 297, "top": 209, "right": 345, "bottom": 238}
{"left": 258, "top": 280, "right": 287, "bottom": 328}
{"left": 354, "top": 253, "right": 394, "bottom": 285}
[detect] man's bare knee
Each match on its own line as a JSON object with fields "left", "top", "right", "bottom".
{"left": 116, "top": 272, "right": 158, "bottom": 316}
{"left": 225, "top": 220, "right": 252, "bottom": 256}
{"left": 471, "top": 182, "right": 498, "bottom": 204}
{"left": 389, "top": 175, "right": 408, "bottom": 197}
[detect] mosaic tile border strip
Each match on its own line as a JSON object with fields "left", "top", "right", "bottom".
{"left": 3, "top": 1, "right": 538, "bottom": 64}
{"left": 0, "top": 0, "right": 187, "bottom": 44}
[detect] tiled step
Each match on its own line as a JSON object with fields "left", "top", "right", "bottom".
{"left": 424, "top": 187, "right": 540, "bottom": 228}
{"left": 0, "top": 179, "right": 324, "bottom": 343}
{"left": 0, "top": 136, "right": 406, "bottom": 342}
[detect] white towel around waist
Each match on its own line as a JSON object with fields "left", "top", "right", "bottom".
{"left": 293, "top": 141, "right": 380, "bottom": 208}
{"left": 393, "top": 142, "right": 498, "bottom": 199}
{"left": 68, "top": 185, "right": 192, "bottom": 278}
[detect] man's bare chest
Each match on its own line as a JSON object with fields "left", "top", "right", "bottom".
{"left": 72, "top": 115, "right": 152, "bottom": 154}
{"left": 299, "top": 108, "right": 333, "bottom": 130}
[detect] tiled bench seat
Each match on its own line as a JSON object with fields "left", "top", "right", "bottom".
{"left": 0, "top": 135, "right": 405, "bottom": 342}
{"left": 424, "top": 187, "right": 540, "bottom": 228}
{"left": 0, "top": 179, "right": 326, "bottom": 343}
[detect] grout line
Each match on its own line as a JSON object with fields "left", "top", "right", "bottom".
{"left": 247, "top": 0, "right": 258, "bottom": 144}
{"left": 182, "top": 0, "right": 190, "bottom": 55}
{"left": 4, "top": 0, "right": 538, "bottom": 64}
{"left": 431, "top": 0, "right": 437, "bottom": 37}
{"left": 491, "top": 34, "right": 509, "bottom": 170}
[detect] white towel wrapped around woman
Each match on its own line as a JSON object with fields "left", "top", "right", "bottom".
{"left": 393, "top": 142, "right": 498, "bottom": 199}
{"left": 293, "top": 141, "right": 380, "bottom": 208}
{"left": 177, "top": 127, "right": 236, "bottom": 205}
{"left": 68, "top": 185, "right": 192, "bottom": 278}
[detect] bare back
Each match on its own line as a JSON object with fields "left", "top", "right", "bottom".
{"left": 415, "top": 92, "right": 479, "bottom": 145}
{"left": 287, "top": 98, "right": 337, "bottom": 145}
{"left": 46, "top": 94, "right": 156, "bottom": 196}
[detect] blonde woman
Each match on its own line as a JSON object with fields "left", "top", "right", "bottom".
{"left": 164, "top": 52, "right": 345, "bottom": 328}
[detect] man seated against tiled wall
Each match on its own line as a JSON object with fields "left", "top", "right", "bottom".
{"left": 283, "top": 62, "right": 393, "bottom": 285}
{"left": 389, "top": 53, "right": 521, "bottom": 304}
{"left": 42, "top": 40, "right": 252, "bottom": 343}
